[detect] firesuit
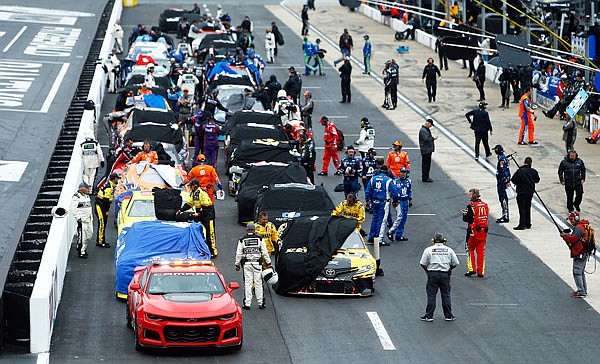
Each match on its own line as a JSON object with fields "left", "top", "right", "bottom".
{"left": 95, "top": 176, "right": 117, "bottom": 247}
{"left": 255, "top": 221, "right": 279, "bottom": 255}
{"left": 355, "top": 119, "right": 375, "bottom": 157}
{"left": 129, "top": 150, "right": 158, "bottom": 164}
{"left": 462, "top": 193, "right": 489, "bottom": 277}
{"left": 235, "top": 227, "right": 271, "bottom": 309}
{"left": 365, "top": 170, "right": 398, "bottom": 242}
{"left": 81, "top": 137, "right": 104, "bottom": 187}
{"left": 495, "top": 147, "right": 511, "bottom": 222}
{"left": 71, "top": 185, "right": 93, "bottom": 258}
{"left": 320, "top": 118, "right": 341, "bottom": 174}
{"left": 299, "top": 135, "right": 316, "bottom": 183}
{"left": 186, "top": 161, "right": 223, "bottom": 204}
{"left": 191, "top": 110, "right": 204, "bottom": 164}
{"left": 386, "top": 147, "right": 410, "bottom": 177}
{"left": 361, "top": 149, "right": 378, "bottom": 200}
{"left": 389, "top": 170, "right": 412, "bottom": 240}
{"left": 103, "top": 52, "right": 120, "bottom": 93}
{"left": 201, "top": 120, "right": 220, "bottom": 167}
{"left": 332, "top": 198, "right": 365, "bottom": 230}
{"left": 179, "top": 185, "right": 218, "bottom": 257}
{"left": 302, "top": 38, "right": 317, "bottom": 75}
{"left": 363, "top": 36, "right": 371, "bottom": 74}
{"left": 338, "top": 148, "right": 362, "bottom": 197}
{"left": 518, "top": 91, "right": 536, "bottom": 144}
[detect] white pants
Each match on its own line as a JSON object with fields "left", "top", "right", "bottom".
{"left": 108, "top": 70, "right": 117, "bottom": 93}
{"left": 114, "top": 37, "right": 123, "bottom": 53}
{"left": 77, "top": 218, "right": 93, "bottom": 254}
{"left": 266, "top": 47, "right": 275, "bottom": 63}
{"left": 243, "top": 262, "right": 263, "bottom": 307}
{"left": 378, "top": 201, "right": 391, "bottom": 239}
{"left": 83, "top": 168, "right": 96, "bottom": 186}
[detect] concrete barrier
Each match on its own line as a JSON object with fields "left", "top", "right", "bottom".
{"left": 28, "top": 0, "right": 123, "bottom": 353}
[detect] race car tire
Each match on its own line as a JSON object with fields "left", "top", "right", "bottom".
{"left": 126, "top": 302, "right": 132, "bottom": 329}
{"left": 134, "top": 316, "right": 142, "bottom": 352}
{"left": 232, "top": 338, "right": 243, "bottom": 351}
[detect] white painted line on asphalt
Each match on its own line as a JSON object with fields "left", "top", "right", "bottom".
{"left": 302, "top": 86, "right": 322, "bottom": 89}
{"left": 408, "top": 213, "right": 436, "bottom": 216}
{"left": 0, "top": 31, "right": 5, "bottom": 38}
{"left": 466, "top": 303, "right": 519, "bottom": 306}
{"left": 36, "top": 352, "right": 49, "bottom": 364}
{"left": 366, "top": 311, "right": 396, "bottom": 351}
{"left": 2, "top": 25, "right": 27, "bottom": 52}
{"left": 0, "top": 160, "right": 28, "bottom": 182}
{"left": 327, "top": 115, "right": 348, "bottom": 118}
{"left": 40, "top": 62, "right": 70, "bottom": 113}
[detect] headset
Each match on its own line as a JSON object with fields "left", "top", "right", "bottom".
{"left": 431, "top": 233, "right": 447, "bottom": 244}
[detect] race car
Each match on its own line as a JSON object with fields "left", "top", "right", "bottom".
{"left": 126, "top": 259, "right": 242, "bottom": 351}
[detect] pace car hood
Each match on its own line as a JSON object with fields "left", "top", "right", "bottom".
{"left": 143, "top": 292, "right": 237, "bottom": 317}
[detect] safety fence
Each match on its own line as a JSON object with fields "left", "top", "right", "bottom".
{"left": 27, "top": 0, "right": 122, "bottom": 353}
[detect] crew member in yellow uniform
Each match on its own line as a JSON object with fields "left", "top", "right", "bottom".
{"left": 332, "top": 193, "right": 365, "bottom": 230}
{"left": 255, "top": 211, "right": 279, "bottom": 256}
{"left": 177, "top": 179, "right": 218, "bottom": 257}
{"left": 95, "top": 173, "right": 119, "bottom": 248}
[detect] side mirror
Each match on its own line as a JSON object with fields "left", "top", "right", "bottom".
{"left": 229, "top": 282, "right": 240, "bottom": 291}
{"left": 130, "top": 282, "right": 141, "bottom": 291}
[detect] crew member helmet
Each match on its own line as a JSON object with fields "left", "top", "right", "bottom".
{"left": 261, "top": 267, "right": 279, "bottom": 286}
{"left": 360, "top": 117, "right": 369, "bottom": 128}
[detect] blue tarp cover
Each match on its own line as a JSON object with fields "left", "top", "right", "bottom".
{"left": 114, "top": 220, "right": 211, "bottom": 295}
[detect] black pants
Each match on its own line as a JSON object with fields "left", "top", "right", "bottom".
{"left": 565, "top": 184, "right": 584, "bottom": 212}
{"left": 341, "top": 78, "right": 351, "bottom": 102}
{"left": 476, "top": 80, "right": 485, "bottom": 100}
{"left": 421, "top": 152, "right": 432, "bottom": 181}
{"left": 425, "top": 79, "right": 437, "bottom": 102}
{"left": 500, "top": 83, "right": 510, "bottom": 107}
{"left": 438, "top": 53, "right": 448, "bottom": 70}
{"left": 302, "top": 20, "right": 309, "bottom": 36}
{"left": 389, "top": 82, "right": 397, "bottom": 107}
{"left": 474, "top": 131, "right": 491, "bottom": 158}
{"left": 516, "top": 193, "right": 533, "bottom": 228}
{"left": 303, "top": 164, "right": 314, "bottom": 184}
{"left": 425, "top": 271, "right": 453, "bottom": 319}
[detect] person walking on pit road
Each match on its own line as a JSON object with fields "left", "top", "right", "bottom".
{"left": 338, "top": 57, "right": 352, "bottom": 103}
{"left": 235, "top": 223, "right": 272, "bottom": 310}
{"left": 511, "top": 157, "right": 540, "bottom": 230}
{"left": 422, "top": 58, "right": 441, "bottom": 103}
{"left": 560, "top": 212, "right": 594, "bottom": 298}
{"left": 419, "top": 118, "right": 437, "bottom": 182}
{"left": 462, "top": 188, "right": 489, "bottom": 277}
{"left": 362, "top": 35, "right": 372, "bottom": 75}
{"left": 318, "top": 116, "right": 341, "bottom": 176}
{"left": 465, "top": 101, "right": 493, "bottom": 160}
{"left": 419, "top": 233, "right": 459, "bottom": 322}
{"left": 558, "top": 149, "right": 586, "bottom": 213}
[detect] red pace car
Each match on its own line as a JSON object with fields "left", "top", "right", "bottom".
{"left": 126, "top": 260, "right": 243, "bottom": 351}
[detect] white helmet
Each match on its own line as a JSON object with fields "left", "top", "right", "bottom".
{"left": 277, "top": 89, "right": 287, "bottom": 99}
{"left": 261, "top": 267, "right": 279, "bottom": 286}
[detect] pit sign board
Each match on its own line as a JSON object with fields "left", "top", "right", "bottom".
{"left": 566, "top": 89, "right": 589, "bottom": 118}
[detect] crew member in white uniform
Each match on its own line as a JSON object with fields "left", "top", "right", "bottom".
{"left": 71, "top": 182, "right": 93, "bottom": 258}
{"left": 111, "top": 19, "right": 124, "bottom": 54}
{"left": 104, "top": 50, "right": 121, "bottom": 93}
{"left": 235, "top": 223, "right": 271, "bottom": 310}
{"left": 419, "top": 233, "right": 459, "bottom": 322}
{"left": 80, "top": 135, "right": 104, "bottom": 186}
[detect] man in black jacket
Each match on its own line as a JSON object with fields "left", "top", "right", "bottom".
{"left": 265, "top": 74, "right": 282, "bottom": 109}
{"left": 465, "top": 101, "right": 492, "bottom": 160}
{"left": 339, "top": 57, "right": 352, "bottom": 103}
{"left": 283, "top": 67, "right": 302, "bottom": 104}
{"left": 511, "top": 157, "right": 540, "bottom": 230}
{"left": 474, "top": 57, "right": 486, "bottom": 101}
{"left": 419, "top": 118, "right": 437, "bottom": 182}
{"left": 558, "top": 149, "right": 586, "bottom": 213}
{"left": 422, "top": 57, "right": 441, "bottom": 103}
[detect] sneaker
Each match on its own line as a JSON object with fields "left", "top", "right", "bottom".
{"left": 571, "top": 292, "right": 587, "bottom": 298}
{"left": 513, "top": 226, "right": 526, "bottom": 230}
{"left": 379, "top": 240, "right": 390, "bottom": 246}
{"left": 242, "top": 305, "right": 251, "bottom": 310}
{"left": 397, "top": 237, "right": 408, "bottom": 241}
{"left": 375, "top": 268, "right": 384, "bottom": 276}
{"left": 445, "top": 316, "right": 456, "bottom": 321}
{"left": 420, "top": 316, "right": 433, "bottom": 322}
{"left": 528, "top": 141, "right": 538, "bottom": 145}
{"left": 496, "top": 217, "right": 509, "bottom": 223}
{"left": 477, "top": 274, "right": 484, "bottom": 278}
{"left": 366, "top": 237, "right": 374, "bottom": 245}
{"left": 474, "top": 156, "right": 479, "bottom": 161}
{"left": 422, "top": 178, "right": 433, "bottom": 183}
{"left": 334, "top": 170, "right": 343, "bottom": 175}
{"left": 96, "top": 243, "right": 111, "bottom": 248}
{"left": 317, "top": 172, "right": 328, "bottom": 176}
{"left": 518, "top": 142, "right": 527, "bottom": 145}
{"left": 464, "top": 271, "right": 476, "bottom": 277}
{"left": 259, "top": 303, "right": 266, "bottom": 309}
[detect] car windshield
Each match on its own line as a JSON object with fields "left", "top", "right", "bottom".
{"left": 128, "top": 199, "right": 155, "bottom": 217}
{"left": 340, "top": 231, "right": 364, "bottom": 250}
{"left": 147, "top": 272, "right": 225, "bottom": 294}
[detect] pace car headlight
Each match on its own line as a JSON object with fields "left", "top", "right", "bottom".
{"left": 219, "top": 312, "right": 236, "bottom": 320}
{"left": 146, "top": 314, "right": 165, "bottom": 321}
{"left": 354, "top": 264, "right": 375, "bottom": 275}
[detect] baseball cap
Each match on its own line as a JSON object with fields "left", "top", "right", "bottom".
{"left": 426, "top": 118, "right": 434, "bottom": 125}
{"left": 79, "top": 182, "right": 90, "bottom": 188}
{"left": 246, "top": 223, "right": 256, "bottom": 230}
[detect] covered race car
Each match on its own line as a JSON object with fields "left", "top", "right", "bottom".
{"left": 274, "top": 215, "right": 375, "bottom": 296}
{"left": 225, "top": 123, "right": 288, "bottom": 163}
{"left": 254, "top": 183, "right": 334, "bottom": 227}
{"left": 158, "top": 9, "right": 204, "bottom": 33}
{"left": 127, "top": 259, "right": 242, "bottom": 351}
{"left": 125, "top": 74, "right": 173, "bottom": 90}
{"left": 228, "top": 138, "right": 295, "bottom": 170}
{"left": 236, "top": 163, "right": 308, "bottom": 224}
{"left": 115, "top": 85, "right": 169, "bottom": 111}
{"left": 115, "top": 220, "right": 211, "bottom": 298}
{"left": 222, "top": 110, "right": 282, "bottom": 134}
{"left": 114, "top": 162, "right": 184, "bottom": 197}
{"left": 192, "top": 32, "right": 234, "bottom": 53}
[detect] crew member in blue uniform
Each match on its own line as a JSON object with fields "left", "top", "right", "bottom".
{"left": 365, "top": 165, "right": 398, "bottom": 246}
{"left": 494, "top": 144, "right": 511, "bottom": 223}
{"left": 338, "top": 145, "right": 362, "bottom": 197}
{"left": 361, "top": 148, "right": 378, "bottom": 212}
{"left": 388, "top": 167, "right": 412, "bottom": 242}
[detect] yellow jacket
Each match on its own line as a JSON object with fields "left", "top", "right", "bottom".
{"left": 332, "top": 200, "right": 365, "bottom": 228}
{"left": 255, "top": 222, "right": 279, "bottom": 255}
{"left": 97, "top": 181, "right": 117, "bottom": 203}
{"left": 186, "top": 187, "right": 212, "bottom": 210}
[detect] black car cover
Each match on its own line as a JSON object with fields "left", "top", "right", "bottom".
{"left": 223, "top": 110, "right": 282, "bottom": 134}
{"left": 131, "top": 109, "right": 178, "bottom": 126}
{"left": 236, "top": 163, "right": 308, "bottom": 224}
{"left": 254, "top": 183, "right": 334, "bottom": 226}
{"left": 273, "top": 216, "right": 357, "bottom": 294}
{"left": 124, "top": 122, "right": 184, "bottom": 152}
{"left": 226, "top": 124, "right": 289, "bottom": 163}
{"left": 125, "top": 75, "right": 172, "bottom": 90}
{"left": 158, "top": 10, "right": 203, "bottom": 33}
{"left": 208, "top": 74, "right": 254, "bottom": 89}
{"left": 153, "top": 187, "right": 180, "bottom": 221}
{"left": 228, "top": 139, "right": 296, "bottom": 169}
{"left": 197, "top": 34, "right": 235, "bottom": 51}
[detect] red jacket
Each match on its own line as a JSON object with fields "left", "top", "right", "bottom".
{"left": 562, "top": 222, "right": 586, "bottom": 257}
{"left": 323, "top": 123, "right": 338, "bottom": 148}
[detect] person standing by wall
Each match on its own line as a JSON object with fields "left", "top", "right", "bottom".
{"left": 474, "top": 57, "right": 486, "bottom": 101}
{"left": 362, "top": 35, "right": 372, "bottom": 75}
{"left": 511, "top": 157, "right": 540, "bottom": 230}
{"left": 72, "top": 182, "right": 93, "bottom": 259}
{"left": 435, "top": 36, "right": 449, "bottom": 71}
{"left": 558, "top": 149, "right": 586, "bottom": 213}
{"left": 419, "top": 233, "right": 459, "bottom": 322}
{"left": 111, "top": 20, "right": 124, "bottom": 54}
{"left": 422, "top": 58, "right": 441, "bottom": 103}
{"left": 561, "top": 115, "right": 577, "bottom": 153}
{"left": 419, "top": 118, "right": 437, "bottom": 183}
{"left": 81, "top": 134, "right": 105, "bottom": 187}
{"left": 465, "top": 101, "right": 493, "bottom": 160}
{"left": 95, "top": 174, "right": 118, "bottom": 248}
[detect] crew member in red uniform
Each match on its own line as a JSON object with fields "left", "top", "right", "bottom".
{"left": 462, "top": 188, "right": 489, "bottom": 277}
{"left": 317, "top": 116, "right": 341, "bottom": 176}
{"left": 386, "top": 140, "right": 410, "bottom": 177}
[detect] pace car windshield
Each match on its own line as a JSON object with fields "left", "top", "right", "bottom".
{"left": 147, "top": 272, "right": 225, "bottom": 295}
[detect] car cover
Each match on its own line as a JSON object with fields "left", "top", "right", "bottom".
{"left": 224, "top": 93, "right": 259, "bottom": 113}
{"left": 222, "top": 110, "right": 282, "bottom": 134}
{"left": 228, "top": 139, "right": 296, "bottom": 169}
{"left": 124, "top": 121, "right": 184, "bottom": 152}
{"left": 254, "top": 183, "right": 334, "bottom": 226}
{"left": 226, "top": 124, "right": 289, "bottom": 163}
{"left": 114, "top": 220, "right": 211, "bottom": 296}
{"left": 209, "top": 74, "right": 254, "bottom": 89}
{"left": 132, "top": 109, "right": 178, "bottom": 126}
{"left": 115, "top": 85, "right": 168, "bottom": 110}
{"left": 197, "top": 33, "right": 234, "bottom": 50}
{"left": 125, "top": 75, "right": 172, "bottom": 90}
{"left": 236, "top": 163, "right": 308, "bottom": 224}
{"left": 273, "top": 215, "right": 357, "bottom": 294}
